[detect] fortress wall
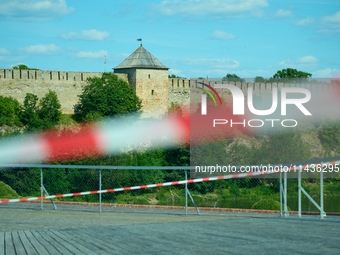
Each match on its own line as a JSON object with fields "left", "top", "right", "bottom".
{"left": 168, "top": 78, "right": 190, "bottom": 93}
{"left": 1, "top": 68, "right": 335, "bottom": 116}
{"left": 166, "top": 78, "right": 335, "bottom": 110}
{"left": 188, "top": 79, "right": 333, "bottom": 93}
{"left": 184, "top": 79, "right": 336, "bottom": 114}
{"left": 168, "top": 78, "right": 190, "bottom": 108}
{"left": 0, "top": 69, "right": 128, "bottom": 114}
{"left": 0, "top": 69, "right": 125, "bottom": 82}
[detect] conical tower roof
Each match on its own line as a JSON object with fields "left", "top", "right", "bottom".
{"left": 114, "top": 46, "right": 169, "bottom": 70}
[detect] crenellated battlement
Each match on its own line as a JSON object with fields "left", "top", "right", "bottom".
{"left": 167, "top": 78, "right": 338, "bottom": 109}
{"left": 168, "top": 78, "right": 190, "bottom": 92}
{"left": 1, "top": 69, "right": 336, "bottom": 115}
{"left": 170, "top": 78, "right": 335, "bottom": 93}
{"left": 0, "top": 69, "right": 123, "bottom": 82}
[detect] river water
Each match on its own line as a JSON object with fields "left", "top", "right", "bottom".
{"left": 288, "top": 196, "right": 340, "bottom": 213}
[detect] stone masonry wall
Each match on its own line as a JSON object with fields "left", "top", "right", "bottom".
{"left": 168, "top": 78, "right": 190, "bottom": 109}
{"left": 136, "top": 69, "right": 169, "bottom": 118}
{"left": 0, "top": 69, "right": 128, "bottom": 114}
{"left": 1, "top": 70, "right": 335, "bottom": 116}
{"left": 167, "top": 78, "right": 336, "bottom": 105}
{"left": 167, "top": 78, "right": 338, "bottom": 115}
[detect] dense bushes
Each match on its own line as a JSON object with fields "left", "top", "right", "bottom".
{"left": 319, "top": 119, "right": 340, "bottom": 155}
{"left": 75, "top": 72, "right": 142, "bottom": 121}
{"left": 0, "top": 96, "right": 21, "bottom": 126}
{"left": 0, "top": 90, "right": 62, "bottom": 131}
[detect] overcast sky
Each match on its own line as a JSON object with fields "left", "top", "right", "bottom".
{"left": 0, "top": 0, "right": 339, "bottom": 79}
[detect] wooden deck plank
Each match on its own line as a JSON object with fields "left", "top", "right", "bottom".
{"left": 86, "top": 227, "right": 144, "bottom": 251}
{"left": 0, "top": 232, "right": 5, "bottom": 255}
{"left": 70, "top": 228, "right": 125, "bottom": 254}
{"left": 50, "top": 229, "right": 96, "bottom": 254}
{"left": 30, "top": 230, "right": 62, "bottom": 255}
{"left": 34, "top": 230, "right": 71, "bottom": 254}
{"left": 53, "top": 229, "right": 109, "bottom": 255}
{"left": 24, "top": 230, "right": 50, "bottom": 255}
{"left": 109, "top": 226, "right": 177, "bottom": 251}
{"left": 68, "top": 229, "right": 113, "bottom": 255}
{"left": 11, "top": 232, "right": 27, "bottom": 255}
{"left": 17, "top": 231, "right": 38, "bottom": 255}
{"left": 5, "top": 232, "right": 16, "bottom": 255}
{"left": 87, "top": 227, "right": 152, "bottom": 252}
{"left": 70, "top": 229, "right": 121, "bottom": 254}
{"left": 42, "top": 229, "right": 86, "bottom": 254}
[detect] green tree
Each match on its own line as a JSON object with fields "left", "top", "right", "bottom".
{"left": 272, "top": 68, "right": 312, "bottom": 83}
{"left": 76, "top": 72, "right": 142, "bottom": 120}
{"left": 222, "top": 74, "right": 245, "bottom": 83}
{"left": 12, "top": 64, "right": 39, "bottom": 70}
{"left": 318, "top": 119, "right": 340, "bottom": 155}
{"left": 250, "top": 130, "right": 311, "bottom": 192}
{"left": 168, "top": 74, "right": 185, "bottom": 78}
{"left": 19, "top": 93, "right": 41, "bottom": 131}
{"left": 252, "top": 130, "right": 311, "bottom": 165}
{"left": 254, "top": 76, "right": 269, "bottom": 83}
{"left": 38, "top": 90, "right": 62, "bottom": 129}
{"left": 0, "top": 96, "right": 21, "bottom": 126}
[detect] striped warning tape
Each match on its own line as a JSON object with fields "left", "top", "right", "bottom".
{"left": 1, "top": 161, "right": 339, "bottom": 204}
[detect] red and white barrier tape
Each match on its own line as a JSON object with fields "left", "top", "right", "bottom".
{"left": 1, "top": 82, "right": 339, "bottom": 165}
{"left": 1, "top": 161, "right": 339, "bottom": 204}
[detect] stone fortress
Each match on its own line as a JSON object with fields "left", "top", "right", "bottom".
{"left": 0, "top": 46, "right": 190, "bottom": 117}
{"left": 0, "top": 45, "right": 336, "bottom": 117}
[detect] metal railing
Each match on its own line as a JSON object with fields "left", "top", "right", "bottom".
{"left": 1, "top": 156, "right": 340, "bottom": 217}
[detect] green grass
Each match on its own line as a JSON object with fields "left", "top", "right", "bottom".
{"left": 0, "top": 181, "right": 21, "bottom": 199}
{"left": 59, "top": 114, "right": 77, "bottom": 126}
{"left": 252, "top": 199, "right": 290, "bottom": 211}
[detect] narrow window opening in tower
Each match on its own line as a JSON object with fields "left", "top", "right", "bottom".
{"left": 152, "top": 90, "right": 154, "bottom": 95}
{"left": 148, "top": 74, "right": 151, "bottom": 78}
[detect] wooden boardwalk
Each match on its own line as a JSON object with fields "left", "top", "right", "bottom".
{"left": 1, "top": 228, "right": 124, "bottom": 255}
{"left": 1, "top": 206, "right": 340, "bottom": 254}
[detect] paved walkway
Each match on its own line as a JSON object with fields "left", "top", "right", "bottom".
{"left": 1, "top": 204, "right": 340, "bottom": 254}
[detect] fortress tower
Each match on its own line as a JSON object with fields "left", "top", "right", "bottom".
{"left": 113, "top": 46, "right": 169, "bottom": 118}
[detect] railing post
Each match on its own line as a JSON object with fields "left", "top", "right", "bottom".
{"left": 284, "top": 171, "right": 289, "bottom": 217}
{"left": 40, "top": 168, "right": 43, "bottom": 210}
{"left": 320, "top": 162, "right": 325, "bottom": 219}
{"left": 99, "top": 169, "right": 102, "bottom": 214}
{"left": 280, "top": 171, "right": 282, "bottom": 217}
{"left": 298, "top": 166, "right": 302, "bottom": 217}
{"left": 185, "top": 169, "right": 188, "bottom": 216}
